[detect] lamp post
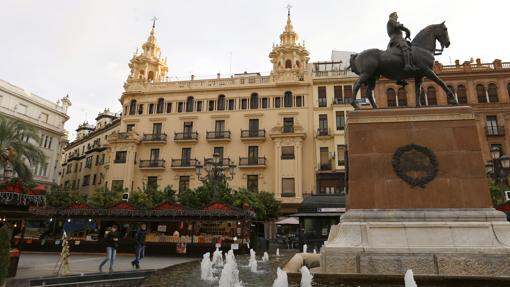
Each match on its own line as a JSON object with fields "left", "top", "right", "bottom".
{"left": 485, "top": 146, "right": 510, "bottom": 186}
{"left": 195, "top": 152, "right": 237, "bottom": 184}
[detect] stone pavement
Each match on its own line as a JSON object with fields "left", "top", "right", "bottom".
{"left": 14, "top": 252, "right": 195, "bottom": 279}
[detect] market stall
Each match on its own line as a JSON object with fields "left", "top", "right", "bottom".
{"left": 26, "top": 202, "right": 254, "bottom": 256}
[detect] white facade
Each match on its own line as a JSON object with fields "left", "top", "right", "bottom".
{"left": 0, "top": 79, "right": 71, "bottom": 186}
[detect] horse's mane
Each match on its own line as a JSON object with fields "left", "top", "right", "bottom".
{"left": 412, "top": 24, "right": 440, "bottom": 47}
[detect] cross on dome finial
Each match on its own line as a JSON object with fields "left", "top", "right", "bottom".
{"left": 286, "top": 4, "right": 292, "bottom": 16}
{"left": 151, "top": 16, "right": 158, "bottom": 29}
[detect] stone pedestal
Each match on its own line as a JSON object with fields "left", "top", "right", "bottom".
{"left": 321, "top": 107, "right": 510, "bottom": 276}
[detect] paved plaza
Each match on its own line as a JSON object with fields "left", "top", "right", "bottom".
{"left": 14, "top": 252, "right": 195, "bottom": 279}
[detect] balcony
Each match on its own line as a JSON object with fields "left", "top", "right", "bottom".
{"left": 316, "top": 128, "right": 331, "bottom": 138}
{"left": 333, "top": 98, "right": 347, "bottom": 105}
{"left": 171, "top": 158, "right": 199, "bottom": 169}
{"left": 142, "top": 133, "right": 167, "bottom": 143}
{"left": 174, "top": 131, "right": 199, "bottom": 143}
{"left": 241, "top": 129, "right": 266, "bottom": 142}
{"left": 486, "top": 126, "right": 506, "bottom": 136}
{"left": 239, "top": 157, "right": 267, "bottom": 168}
{"left": 204, "top": 157, "right": 232, "bottom": 167}
{"left": 318, "top": 162, "right": 333, "bottom": 172}
{"left": 139, "top": 159, "right": 165, "bottom": 169}
{"left": 282, "top": 126, "right": 294, "bottom": 133}
{"left": 206, "top": 130, "right": 231, "bottom": 142}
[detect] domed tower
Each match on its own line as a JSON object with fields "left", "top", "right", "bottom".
{"left": 269, "top": 8, "right": 309, "bottom": 81}
{"left": 125, "top": 19, "right": 168, "bottom": 86}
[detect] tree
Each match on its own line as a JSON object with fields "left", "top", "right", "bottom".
{"left": 178, "top": 182, "right": 233, "bottom": 208}
{"left": 45, "top": 186, "right": 86, "bottom": 208}
{"left": 130, "top": 184, "right": 177, "bottom": 209}
{"left": 0, "top": 117, "right": 45, "bottom": 181}
{"left": 0, "top": 225, "right": 10, "bottom": 286}
{"left": 490, "top": 182, "right": 506, "bottom": 207}
{"left": 87, "top": 187, "right": 122, "bottom": 208}
{"left": 231, "top": 189, "right": 280, "bottom": 221}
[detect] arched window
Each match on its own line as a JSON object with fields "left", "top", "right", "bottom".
{"left": 507, "top": 83, "right": 510, "bottom": 99}
{"left": 148, "top": 71, "right": 155, "bottom": 82}
{"left": 284, "top": 91, "right": 293, "bottom": 108}
{"left": 285, "top": 59, "right": 292, "bottom": 69}
{"left": 217, "top": 95, "right": 225, "bottom": 111}
{"left": 386, "top": 88, "right": 397, "bottom": 107}
{"left": 129, "top": 100, "right": 137, "bottom": 115}
{"left": 427, "top": 86, "right": 437, "bottom": 106}
{"left": 488, "top": 83, "right": 499, "bottom": 102}
{"left": 250, "top": 93, "right": 259, "bottom": 109}
{"left": 457, "top": 85, "right": 468, "bottom": 104}
{"left": 156, "top": 98, "right": 164, "bottom": 113}
{"left": 397, "top": 87, "right": 407, "bottom": 106}
{"left": 186, "top": 96, "right": 194, "bottom": 112}
{"left": 420, "top": 88, "right": 427, "bottom": 106}
{"left": 476, "top": 84, "right": 487, "bottom": 103}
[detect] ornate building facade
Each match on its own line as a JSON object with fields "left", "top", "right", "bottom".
{"left": 0, "top": 79, "right": 71, "bottom": 187}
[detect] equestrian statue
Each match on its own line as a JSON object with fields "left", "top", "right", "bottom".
{"left": 349, "top": 12, "right": 457, "bottom": 109}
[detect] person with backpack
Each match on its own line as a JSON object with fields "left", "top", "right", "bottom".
{"left": 131, "top": 223, "right": 147, "bottom": 269}
{"left": 99, "top": 224, "right": 119, "bottom": 272}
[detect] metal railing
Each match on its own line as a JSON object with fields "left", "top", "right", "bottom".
{"left": 206, "top": 130, "right": 231, "bottom": 140}
{"left": 142, "top": 133, "right": 167, "bottom": 141}
{"left": 174, "top": 131, "right": 199, "bottom": 141}
{"left": 486, "top": 126, "right": 506, "bottom": 136}
{"left": 239, "top": 157, "right": 267, "bottom": 166}
{"left": 139, "top": 159, "right": 165, "bottom": 168}
{"left": 282, "top": 126, "right": 294, "bottom": 133}
{"left": 171, "top": 158, "right": 198, "bottom": 168}
{"left": 240, "top": 129, "right": 266, "bottom": 138}
{"left": 317, "top": 128, "right": 330, "bottom": 136}
{"left": 204, "top": 157, "right": 231, "bottom": 167}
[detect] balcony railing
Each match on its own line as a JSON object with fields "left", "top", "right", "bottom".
{"left": 486, "top": 126, "right": 506, "bottom": 136}
{"left": 116, "top": 132, "right": 130, "bottom": 140}
{"left": 139, "top": 159, "right": 165, "bottom": 168}
{"left": 143, "top": 133, "right": 167, "bottom": 142}
{"left": 204, "top": 157, "right": 231, "bottom": 167}
{"left": 206, "top": 130, "right": 231, "bottom": 140}
{"left": 171, "top": 158, "right": 199, "bottom": 168}
{"left": 333, "top": 98, "right": 347, "bottom": 105}
{"left": 318, "top": 162, "right": 332, "bottom": 171}
{"left": 317, "top": 128, "right": 330, "bottom": 137}
{"left": 241, "top": 129, "right": 266, "bottom": 139}
{"left": 239, "top": 157, "right": 267, "bottom": 167}
{"left": 282, "top": 126, "right": 294, "bottom": 133}
{"left": 174, "top": 131, "right": 199, "bottom": 141}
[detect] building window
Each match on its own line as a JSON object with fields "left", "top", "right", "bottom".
{"left": 215, "top": 120, "right": 225, "bottom": 133}
{"left": 95, "top": 155, "right": 100, "bottom": 165}
{"left": 208, "top": 100, "right": 215, "bottom": 111}
{"left": 457, "top": 85, "right": 468, "bottom": 104}
{"left": 166, "top": 102, "right": 172, "bottom": 113}
{"left": 284, "top": 91, "right": 293, "bottom": 107}
{"left": 156, "top": 98, "right": 164, "bottom": 113}
{"left": 138, "top": 104, "right": 144, "bottom": 115}
{"left": 196, "top": 100, "right": 203, "bottom": 112}
{"left": 477, "top": 84, "right": 487, "bottom": 103}
{"left": 319, "top": 114, "right": 328, "bottom": 135}
{"left": 241, "top": 99, "right": 248, "bottom": 110}
{"left": 111, "top": 180, "right": 124, "bottom": 191}
{"left": 181, "top": 148, "right": 192, "bottom": 165}
{"left": 507, "top": 83, "right": 510, "bottom": 99}
{"left": 178, "top": 102, "right": 184, "bottom": 112}
{"left": 228, "top": 99, "right": 235, "bottom": 110}
{"left": 248, "top": 146, "right": 259, "bottom": 164}
{"left": 281, "top": 178, "right": 295, "bottom": 197}
{"left": 281, "top": 146, "right": 295, "bottom": 159}
{"left": 488, "top": 83, "right": 499, "bottom": 103}
{"left": 83, "top": 175, "right": 90, "bottom": 186}
{"left": 336, "top": 111, "right": 345, "bottom": 130}
{"left": 127, "top": 124, "right": 135, "bottom": 132}
{"left": 283, "top": 117, "right": 294, "bottom": 133}
{"left": 47, "top": 137, "right": 53, "bottom": 149}
{"left": 114, "top": 151, "right": 127, "bottom": 163}
{"left": 149, "top": 103, "right": 155, "bottom": 114}
{"left": 92, "top": 174, "right": 97, "bottom": 185}
{"left": 274, "top": 97, "right": 281, "bottom": 108}
{"left": 397, "top": 87, "right": 407, "bottom": 106}
{"left": 387, "top": 88, "right": 397, "bottom": 107}
{"left": 285, "top": 59, "right": 292, "bottom": 68}
{"left": 147, "top": 176, "right": 158, "bottom": 190}
{"left": 66, "top": 164, "right": 72, "bottom": 174}
{"left": 153, "top": 123, "right": 162, "bottom": 135}
{"left": 217, "top": 95, "right": 226, "bottom": 111}
{"left": 334, "top": 85, "right": 343, "bottom": 103}
{"left": 426, "top": 86, "right": 437, "bottom": 106}
{"left": 247, "top": 175, "right": 259, "bottom": 192}
{"left": 318, "top": 87, "right": 327, "bottom": 107}
{"left": 261, "top": 97, "right": 268, "bottom": 108}
{"left": 486, "top": 115, "right": 499, "bottom": 135}
{"left": 250, "top": 93, "right": 259, "bottom": 109}
{"left": 186, "top": 96, "right": 194, "bottom": 112}
{"left": 179, "top": 176, "right": 190, "bottom": 193}
{"left": 337, "top": 145, "right": 346, "bottom": 166}
{"left": 129, "top": 100, "right": 137, "bottom": 115}
{"left": 343, "top": 85, "right": 353, "bottom": 102}
{"left": 85, "top": 156, "right": 93, "bottom": 168}
{"left": 295, "top": 96, "right": 303, "bottom": 107}
{"left": 150, "top": 148, "right": 160, "bottom": 161}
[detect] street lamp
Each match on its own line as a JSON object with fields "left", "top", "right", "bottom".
{"left": 486, "top": 146, "right": 510, "bottom": 186}
{"left": 195, "top": 153, "right": 236, "bottom": 184}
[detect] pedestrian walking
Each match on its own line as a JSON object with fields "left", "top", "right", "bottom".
{"left": 131, "top": 223, "right": 147, "bottom": 269}
{"left": 99, "top": 224, "right": 119, "bottom": 272}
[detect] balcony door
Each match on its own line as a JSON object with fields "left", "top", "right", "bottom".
{"left": 248, "top": 146, "right": 259, "bottom": 164}
{"left": 150, "top": 149, "right": 160, "bottom": 161}
{"left": 153, "top": 123, "right": 162, "bottom": 135}
{"left": 183, "top": 122, "right": 193, "bottom": 136}
{"left": 319, "top": 114, "right": 328, "bottom": 133}
{"left": 249, "top": 119, "right": 259, "bottom": 136}
{"left": 182, "top": 148, "right": 191, "bottom": 166}
{"left": 215, "top": 120, "right": 225, "bottom": 137}
{"left": 213, "top": 146, "right": 224, "bottom": 164}
{"left": 487, "top": 116, "right": 498, "bottom": 135}
{"left": 320, "top": 147, "right": 330, "bottom": 170}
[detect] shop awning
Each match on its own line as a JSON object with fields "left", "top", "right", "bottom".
{"left": 291, "top": 213, "right": 344, "bottom": 217}
{"left": 275, "top": 217, "right": 299, "bottom": 225}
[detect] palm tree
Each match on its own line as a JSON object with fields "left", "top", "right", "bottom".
{"left": 0, "top": 116, "right": 46, "bottom": 181}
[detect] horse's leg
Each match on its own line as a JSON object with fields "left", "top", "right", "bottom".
{"left": 366, "top": 78, "right": 377, "bottom": 108}
{"left": 423, "top": 68, "right": 458, "bottom": 105}
{"left": 415, "top": 77, "right": 423, "bottom": 107}
{"left": 351, "top": 73, "right": 369, "bottom": 109}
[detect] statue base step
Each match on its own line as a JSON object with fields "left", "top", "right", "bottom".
{"left": 320, "top": 209, "right": 510, "bottom": 276}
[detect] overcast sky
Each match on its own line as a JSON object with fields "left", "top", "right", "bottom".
{"left": 1, "top": 0, "right": 508, "bottom": 140}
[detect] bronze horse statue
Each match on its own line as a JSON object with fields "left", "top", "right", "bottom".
{"left": 349, "top": 22, "right": 457, "bottom": 108}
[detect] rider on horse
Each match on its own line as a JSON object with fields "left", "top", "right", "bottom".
{"left": 387, "top": 12, "right": 415, "bottom": 72}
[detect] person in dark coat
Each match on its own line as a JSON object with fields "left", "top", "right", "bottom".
{"left": 99, "top": 224, "right": 119, "bottom": 272}
{"left": 131, "top": 223, "right": 147, "bottom": 269}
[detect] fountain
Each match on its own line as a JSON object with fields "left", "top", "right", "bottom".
{"left": 312, "top": 249, "right": 316, "bottom": 254}
{"left": 212, "top": 247, "right": 224, "bottom": 266}
{"left": 218, "top": 250, "right": 243, "bottom": 287}
{"left": 404, "top": 269, "right": 418, "bottom": 287}
{"left": 248, "top": 249, "right": 257, "bottom": 272}
{"left": 302, "top": 244, "right": 307, "bottom": 253}
{"left": 262, "top": 251, "right": 269, "bottom": 262}
{"left": 276, "top": 248, "right": 280, "bottom": 256}
{"left": 300, "top": 266, "right": 313, "bottom": 287}
{"left": 200, "top": 252, "right": 214, "bottom": 281}
{"left": 272, "top": 267, "right": 288, "bottom": 287}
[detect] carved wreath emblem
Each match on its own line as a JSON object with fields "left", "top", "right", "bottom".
{"left": 392, "top": 144, "right": 438, "bottom": 188}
